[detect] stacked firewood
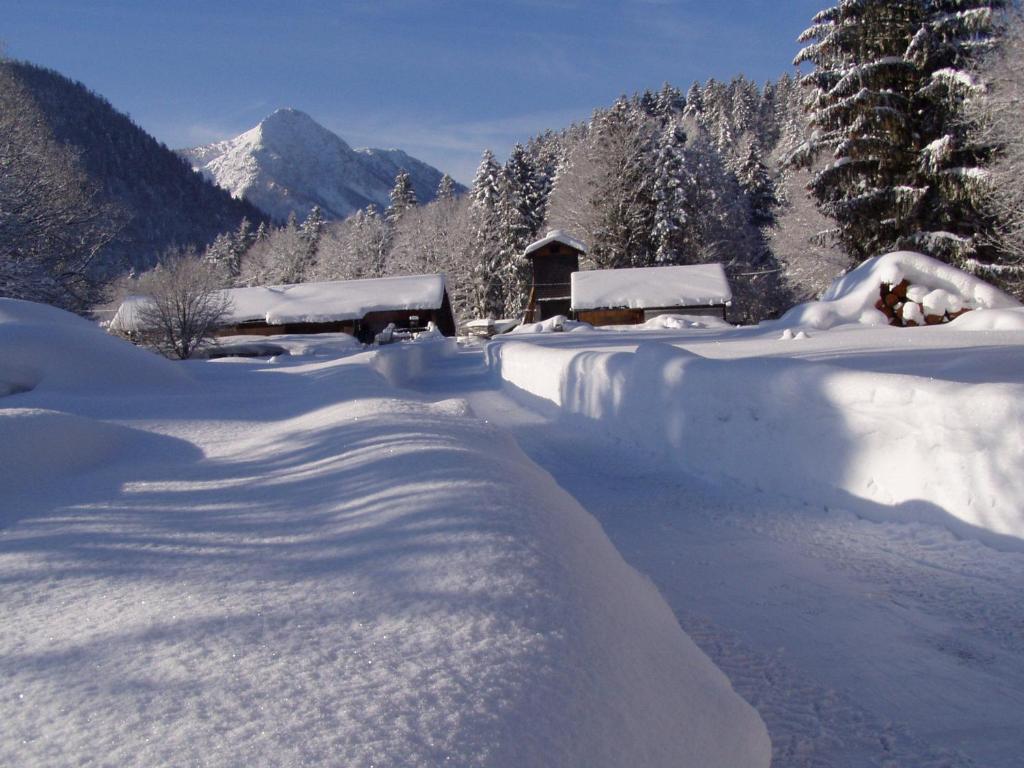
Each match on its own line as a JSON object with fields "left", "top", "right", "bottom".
{"left": 874, "top": 279, "right": 971, "bottom": 327}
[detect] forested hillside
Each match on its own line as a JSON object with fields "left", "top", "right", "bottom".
{"left": 0, "top": 60, "right": 265, "bottom": 310}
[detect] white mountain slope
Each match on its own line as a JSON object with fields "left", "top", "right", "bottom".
{"left": 180, "top": 109, "right": 458, "bottom": 222}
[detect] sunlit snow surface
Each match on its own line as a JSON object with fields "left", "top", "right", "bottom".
{"left": 4, "top": 272, "right": 1024, "bottom": 767}
{"left": 476, "top": 311, "right": 1024, "bottom": 767}
{"left": 0, "top": 299, "right": 768, "bottom": 768}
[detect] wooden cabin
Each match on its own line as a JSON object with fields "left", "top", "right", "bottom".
{"left": 570, "top": 263, "right": 732, "bottom": 326}
{"left": 111, "top": 274, "right": 457, "bottom": 344}
{"left": 522, "top": 230, "right": 588, "bottom": 323}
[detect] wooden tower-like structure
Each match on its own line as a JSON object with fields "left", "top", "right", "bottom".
{"left": 521, "top": 230, "right": 587, "bottom": 323}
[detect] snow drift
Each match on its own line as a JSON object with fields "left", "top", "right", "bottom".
{"left": 0, "top": 317, "right": 769, "bottom": 767}
{"left": 0, "top": 298, "right": 190, "bottom": 396}
{"left": 0, "top": 408, "right": 140, "bottom": 492}
{"left": 776, "top": 251, "right": 1021, "bottom": 330}
{"left": 487, "top": 338, "right": 1024, "bottom": 544}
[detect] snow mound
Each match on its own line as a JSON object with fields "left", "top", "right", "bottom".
{"left": 625, "top": 313, "right": 733, "bottom": 331}
{"left": 510, "top": 315, "right": 592, "bottom": 334}
{"left": 776, "top": 251, "right": 1021, "bottom": 330}
{"left": 0, "top": 409, "right": 156, "bottom": 497}
{"left": 0, "top": 299, "right": 190, "bottom": 396}
{"left": 948, "top": 307, "right": 1024, "bottom": 331}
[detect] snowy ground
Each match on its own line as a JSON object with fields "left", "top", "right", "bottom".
{"left": 0, "top": 302, "right": 767, "bottom": 768}
{"left": 3, "top": 288, "right": 1024, "bottom": 767}
{"left": 406, "top": 320, "right": 1024, "bottom": 768}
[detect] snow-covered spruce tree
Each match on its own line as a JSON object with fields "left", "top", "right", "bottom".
{"left": 300, "top": 205, "right": 324, "bottom": 249}
{"left": 204, "top": 216, "right": 258, "bottom": 287}
{"left": 795, "top": 0, "right": 1005, "bottom": 265}
{"left": 795, "top": 0, "right": 927, "bottom": 261}
{"left": 498, "top": 144, "right": 547, "bottom": 316}
{"left": 585, "top": 98, "right": 657, "bottom": 269}
{"left": 436, "top": 173, "right": 457, "bottom": 202}
{"left": 652, "top": 121, "right": 694, "bottom": 264}
{"left": 298, "top": 205, "right": 325, "bottom": 275}
{"left": 467, "top": 150, "right": 505, "bottom": 318}
{"left": 277, "top": 212, "right": 314, "bottom": 284}
{"left": 203, "top": 233, "right": 237, "bottom": 287}
{"left": 654, "top": 82, "right": 686, "bottom": 123}
{"left": 387, "top": 169, "right": 418, "bottom": 226}
{"left": 909, "top": 0, "right": 1007, "bottom": 265}
{"left": 736, "top": 142, "right": 779, "bottom": 228}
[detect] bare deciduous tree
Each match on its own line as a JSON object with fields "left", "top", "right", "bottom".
{"left": 135, "top": 249, "right": 232, "bottom": 359}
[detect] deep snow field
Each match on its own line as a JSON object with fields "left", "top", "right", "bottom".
{"left": 2, "top": 253, "right": 1024, "bottom": 767}
{"left": 0, "top": 300, "right": 767, "bottom": 768}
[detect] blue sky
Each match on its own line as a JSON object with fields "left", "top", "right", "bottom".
{"left": 4, "top": 0, "right": 824, "bottom": 182}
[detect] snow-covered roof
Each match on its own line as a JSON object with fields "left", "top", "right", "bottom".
{"left": 524, "top": 229, "right": 588, "bottom": 257}
{"left": 570, "top": 264, "right": 731, "bottom": 311}
{"left": 225, "top": 274, "right": 446, "bottom": 325}
{"left": 111, "top": 274, "right": 447, "bottom": 332}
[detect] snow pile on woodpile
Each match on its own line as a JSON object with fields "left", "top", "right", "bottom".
{"left": 776, "top": 251, "right": 1021, "bottom": 330}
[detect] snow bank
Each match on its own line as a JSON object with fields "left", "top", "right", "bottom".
{"left": 509, "top": 315, "right": 592, "bottom": 334}
{"left": 203, "top": 331, "right": 363, "bottom": 359}
{"left": 0, "top": 298, "right": 190, "bottom": 396}
{"left": 776, "top": 251, "right": 1021, "bottom": 330}
{"left": 612, "top": 313, "right": 734, "bottom": 331}
{"left": 572, "top": 263, "right": 731, "bottom": 311}
{"left": 369, "top": 335, "right": 458, "bottom": 388}
{"left": 0, "top": 353, "right": 769, "bottom": 767}
{"left": 487, "top": 339, "right": 1024, "bottom": 543}
{"left": 948, "top": 307, "right": 1024, "bottom": 331}
{"left": 0, "top": 408, "right": 137, "bottom": 492}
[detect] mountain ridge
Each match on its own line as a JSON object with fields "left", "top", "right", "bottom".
{"left": 180, "top": 109, "right": 461, "bottom": 222}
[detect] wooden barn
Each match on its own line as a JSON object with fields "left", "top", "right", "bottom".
{"left": 112, "top": 274, "right": 457, "bottom": 343}
{"left": 570, "top": 263, "right": 732, "bottom": 326}
{"left": 521, "top": 230, "right": 588, "bottom": 323}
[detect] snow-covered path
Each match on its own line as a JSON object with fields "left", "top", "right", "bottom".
{"left": 407, "top": 346, "right": 1024, "bottom": 768}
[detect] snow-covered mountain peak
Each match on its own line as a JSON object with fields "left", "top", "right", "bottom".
{"left": 254, "top": 108, "right": 353, "bottom": 153}
{"left": 180, "top": 110, "right": 459, "bottom": 222}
